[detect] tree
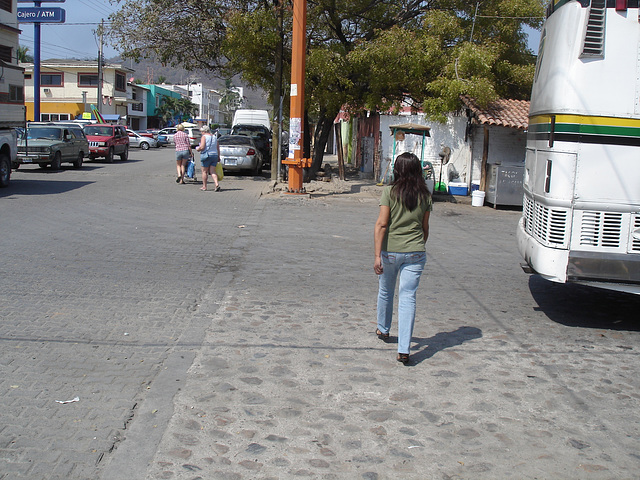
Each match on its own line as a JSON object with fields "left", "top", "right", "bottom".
{"left": 17, "top": 46, "right": 33, "bottom": 63}
{"left": 108, "top": 0, "right": 544, "bottom": 174}
{"left": 155, "top": 95, "right": 199, "bottom": 124}
{"left": 218, "top": 79, "right": 243, "bottom": 125}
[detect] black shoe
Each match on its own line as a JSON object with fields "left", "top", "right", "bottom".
{"left": 397, "top": 353, "right": 409, "bottom": 365}
{"left": 376, "top": 329, "right": 389, "bottom": 341}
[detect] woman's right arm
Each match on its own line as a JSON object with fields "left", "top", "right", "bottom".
{"left": 374, "top": 205, "right": 390, "bottom": 274}
{"left": 195, "top": 135, "right": 206, "bottom": 152}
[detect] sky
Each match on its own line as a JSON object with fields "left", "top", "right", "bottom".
{"left": 18, "top": 0, "right": 541, "bottom": 61}
{"left": 18, "top": 0, "right": 119, "bottom": 60}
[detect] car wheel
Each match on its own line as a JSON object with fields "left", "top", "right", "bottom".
{"left": 0, "top": 154, "right": 10, "bottom": 188}
{"left": 51, "top": 151, "right": 62, "bottom": 170}
{"left": 73, "top": 152, "right": 83, "bottom": 169}
{"left": 39, "top": 163, "right": 48, "bottom": 169}
{"left": 119, "top": 145, "right": 129, "bottom": 161}
{"left": 105, "top": 147, "right": 114, "bottom": 163}
{"left": 140, "top": 142, "right": 149, "bottom": 150}
{"left": 11, "top": 162, "right": 19, "bottom": 170}
{"left": 252, "top": 160, "right": 262, "bottom": 176}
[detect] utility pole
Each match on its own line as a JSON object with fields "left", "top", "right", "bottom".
{"left": 282, "top": 0, "right": 312, "bottom": 193}
{"left": 270, "top": 0, "right": 284, "bottom": 181}
{"left": 97, "top": 19, "right": 104, "bottom": 115}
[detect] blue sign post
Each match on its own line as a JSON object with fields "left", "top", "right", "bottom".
{"left": 17, "top": 1, "right": 66, "bottom": 121}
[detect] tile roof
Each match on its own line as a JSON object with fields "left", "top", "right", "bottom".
{"left": 461, "top": 95, "right": 530, "bottom": 130}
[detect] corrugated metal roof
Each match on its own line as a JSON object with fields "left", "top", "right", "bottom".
{"left": 461, "top": 96, "right": 530, "bottom": 130}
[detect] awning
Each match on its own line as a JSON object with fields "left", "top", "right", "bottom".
{"left": 103, "top": 114, "right": 121, "bottom": 121}
{"left": 389, "top": 123, "right": 431, "bottom": 136}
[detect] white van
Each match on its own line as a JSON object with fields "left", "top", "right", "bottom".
{"left": 232, "top": 109, "right": 270, "bottom": 130}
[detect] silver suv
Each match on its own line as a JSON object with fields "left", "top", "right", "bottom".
{"left": 16, "top": 123, "right": 89, "bottom": 170}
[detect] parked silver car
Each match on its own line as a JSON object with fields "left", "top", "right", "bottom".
{"left": 157, "top": 127, "right": 177, "bottom": 144}
{"left": 126, "top": 129, "right": 158, "bottom": 149}
{"left": 218, "top": 135, "right": 263, "bottom": 175}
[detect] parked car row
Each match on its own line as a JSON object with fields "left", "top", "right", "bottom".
{"left": 13, "top": 122, "right": 162, "bottom": 170}
{"left": 11, "top": 121, "right": 270, "bottom": 176}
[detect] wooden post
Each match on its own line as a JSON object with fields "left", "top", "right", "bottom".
{"left": 334, "top": 123, "right": 345, "bottom": 180}
{"left": 479, "top": 126, "right": 489, "bottom": 191}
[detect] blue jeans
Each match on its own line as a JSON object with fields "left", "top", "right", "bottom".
{"left": 377, "top": 251, "right": 426, "bottom": 354}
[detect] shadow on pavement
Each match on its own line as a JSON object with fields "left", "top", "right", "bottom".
{"left": 528, "top": 275, "right": 640, "bottom": 331}
{"left": 410, "top": 326, "right": 483, "bottom": 365}
{"left": 0, "top": 178, "right": 94, "bottom": 196}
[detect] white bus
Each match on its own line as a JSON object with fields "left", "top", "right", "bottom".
{"left": 517, "top": 0, "right": 640, "bottom": 295}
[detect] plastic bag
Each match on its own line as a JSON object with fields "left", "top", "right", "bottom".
{"left": 185, "top": 157, "right": 195, "bottom": 179}
{"left": 216, "top": 162, "right": 224, "bottom": 181}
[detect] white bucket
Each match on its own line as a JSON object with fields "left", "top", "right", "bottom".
{"left": 471, "top": 190, "right": 485, "bottom": 207}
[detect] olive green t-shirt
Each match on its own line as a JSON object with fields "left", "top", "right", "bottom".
{"left": 380, "top": 186, "right": 432, "bottom": 253}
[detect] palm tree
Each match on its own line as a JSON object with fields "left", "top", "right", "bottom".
{"left": 156, "top": 96, "right": 180, "bottom": 125}
{"left": 17, "top": 46, "right": 33, "bottom": 63}
{"left": 177, "top": 97, "right": 199, "bottom": 121}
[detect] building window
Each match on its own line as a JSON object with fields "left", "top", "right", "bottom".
{"left": 132, "top": 90, "right": 137, "bottom": 100}
{"left": 0, "top": 0, "right": 11, "bottom": 13}
{"left": 41, "top": 113, "right": 70, "bottom": 121}
{"left": 0, "top": 45, "right": 11, "bottom": 62}
{"left": 132, "top": 103, "right": 143, "bottom": 112}
{"left": 9, "top": 85, "right": 24, "bottom": 102}
{"left": 24, "top": 74, "right": 31, "bottom": 80}
{"left": 78, "top": 73, "right": 99, "bottom": 87}
{"left": 115, "top": 72, "right": 126, "bottom": 91}
{"left": 41, "top": 73, "right": 63, "bottom": 87}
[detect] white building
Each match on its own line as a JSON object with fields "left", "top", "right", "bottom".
{"left": 127, "top": 83, "right": 150, "bottom": 130}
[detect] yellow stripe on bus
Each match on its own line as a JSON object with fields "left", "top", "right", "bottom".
{"left": 529, "top": 114, "right": 640, "bottom": 128}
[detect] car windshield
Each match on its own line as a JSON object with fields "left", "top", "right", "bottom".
{"left": 219, "top": 135, "right": 252, "bottom": 145}
{"left": 85, "top": 126, "right": 114, "bottom": 136}
{"left": 26, "top": 127, "right": 62, "bottom": 140}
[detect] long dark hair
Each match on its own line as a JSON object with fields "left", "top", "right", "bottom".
{"left": 391, "top": 152, "right": 430, "bottom": 211}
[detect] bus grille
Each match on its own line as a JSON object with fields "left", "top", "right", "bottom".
{"left": 581, "top": 0, "right": 606, "bottom": 57}
{"left": 579, "top": 211, "right": 623, "bottom": 248}
{"left": 632, "top": 214, "right": 640, "bottom": 253}
{"left": 523, "top": 195, "right": 569, "bottom": 248}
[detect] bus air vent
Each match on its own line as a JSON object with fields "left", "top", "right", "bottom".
{"left": 631, "top": 214, "right": 640, "bottom": 253}
{"left": 533, "top": 202, "right": 569, "bottom": 247}
{"left": 581, "top": 0, "right": 606, "bottom": 57}
{"left": 580, "top": 211, "right": 623, "bottom": 248}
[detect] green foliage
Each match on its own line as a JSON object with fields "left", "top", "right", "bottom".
{"left": 108, "top": 0, "right": 544, "bottom": 129}
{"left": 17, "top": 46, "right": 33, "bottom": 63}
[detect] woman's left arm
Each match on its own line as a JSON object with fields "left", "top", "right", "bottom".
{"left": 422, "top": 210, "right": 431, "bottom": 243}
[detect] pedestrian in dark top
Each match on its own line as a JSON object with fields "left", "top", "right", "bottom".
{"left": 374, "top": 152, "right": 432, "bottom": 365}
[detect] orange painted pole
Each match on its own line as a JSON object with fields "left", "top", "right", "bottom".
{"left": 282, "top": 0, "right": 312, "bottom": 193}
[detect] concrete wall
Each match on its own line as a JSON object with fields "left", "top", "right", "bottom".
{"left": 379, "top": 113, "right": 471, "bottom": 186}
{"left": 469, "top": 124, "right": 527, "bottom": 185}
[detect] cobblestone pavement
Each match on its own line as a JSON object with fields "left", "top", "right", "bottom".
{"left": 3, "top": 151, "right": 640, "bottom": 480}
{"left": 108, "top": 185, "right": 640, "bottom": 478}
{"left": 0, "top": 150, "right": 266, "bottom": 479}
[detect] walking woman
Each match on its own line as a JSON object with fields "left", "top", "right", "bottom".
{"left": 174, "top": 124, "right": 192, "bottom": 184}
{"left": 374, "top": 152, "right": 432, "bottom": 365}
{"left": 196, "top": 125, "right": 220, "bottom": 191}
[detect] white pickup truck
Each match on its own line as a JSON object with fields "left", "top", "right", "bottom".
{"left": 0, "top": 60, "right": 26, "bottom": 187}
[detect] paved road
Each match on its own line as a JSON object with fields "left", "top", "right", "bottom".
{"left": 0, "top": 148, "right": 266, "bottom": 479}
{"left": 2, "top": 148, "right": 640, "bottom": 479}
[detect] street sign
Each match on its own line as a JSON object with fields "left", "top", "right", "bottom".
{"left": 17, "top": 7, "right": 66, "bottom": 23}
